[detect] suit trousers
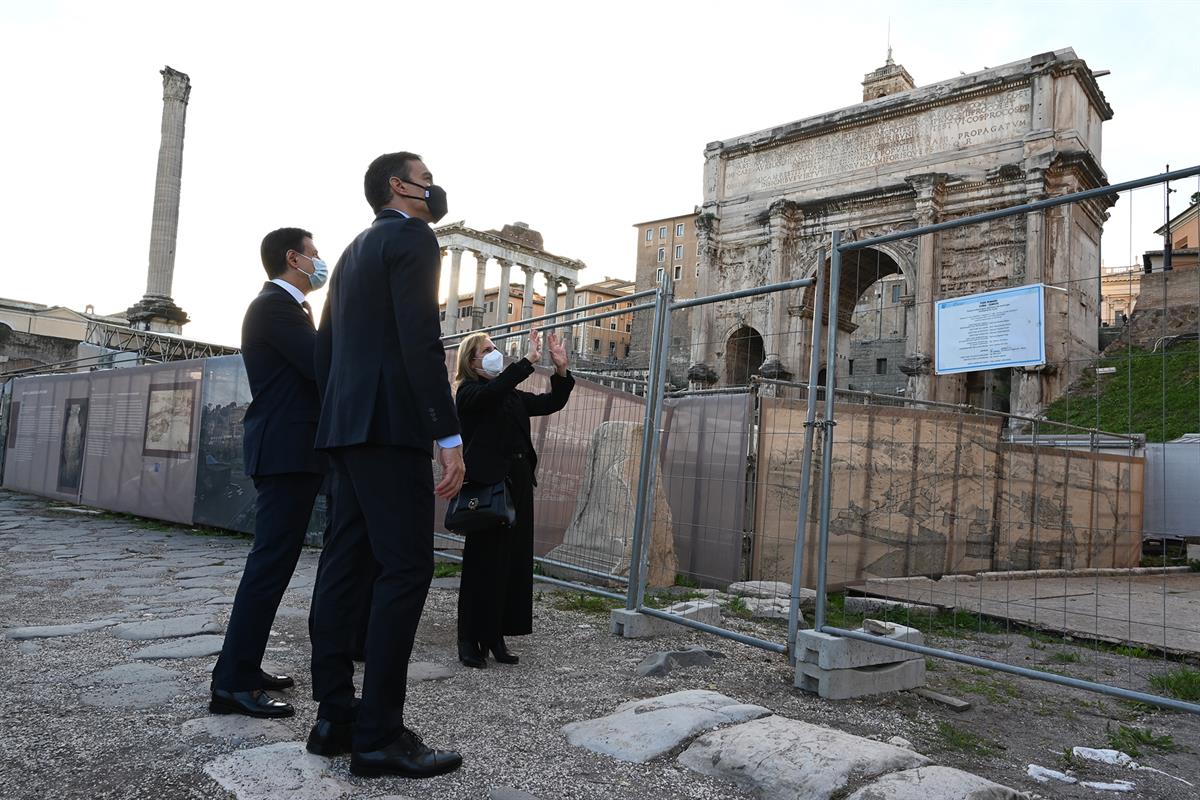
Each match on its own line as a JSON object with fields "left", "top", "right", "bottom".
{"left": 212, "top": 471, "right": 323, "bottom": 691}
{"left": 309, "top": 444, "right": 434, "bottom": 752}
{"left": 457, "top": 457, "right": 536, "bottom": 644}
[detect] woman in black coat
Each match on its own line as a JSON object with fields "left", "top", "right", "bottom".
{"left": 453, "top": 328, "right": 574, "bottom": 668}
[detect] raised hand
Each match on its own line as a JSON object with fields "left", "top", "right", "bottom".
{"left": 547, "top": 331, "right": 569, "bottom": 374}
{"left": 525, "top": 328, "right": 542, "bottom": 363}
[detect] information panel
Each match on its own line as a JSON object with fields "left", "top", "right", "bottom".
{"left": 935, "top": 284, "right": 1045, "bottom": 375}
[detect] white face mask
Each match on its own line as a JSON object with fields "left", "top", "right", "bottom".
{"left": 480, "top": 349, "right": 504, "bottom": 377}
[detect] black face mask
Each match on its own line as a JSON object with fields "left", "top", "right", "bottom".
{"left": 400, "top": 178, "right": 448, "bottom": 223}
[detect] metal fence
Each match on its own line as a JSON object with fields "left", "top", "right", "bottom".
{"left": 519, "top": 165, "right": 1200, "bottom": 716}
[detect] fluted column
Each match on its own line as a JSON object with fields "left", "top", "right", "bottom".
{"left": 444, "top": 246, "right": 464, "bottom": 337}
{"left": 521, "top": 265, "right": 537, "bottom": 321}
{"left": 471, "top": 251, "right": 488, "bottom": 330}
{"left": 495, "top": 259, "right": 513, "bottom": 327}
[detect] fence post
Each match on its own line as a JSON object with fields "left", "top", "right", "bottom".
{"left": 813, "top": 231, "right": 843, "bottom": 632}
{"left": 787, "top": 247, "right": 826, "bottom": 662}
{"left": 631, "top": 271, "right": 676, "bottom": 610}
{"left": 625, "top": 271, "right": 670, "bottom": 610}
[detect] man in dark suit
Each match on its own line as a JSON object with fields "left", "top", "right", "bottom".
{"left": 209, "top": 227, "right": 329, "bottom": 718}
{"left": 307, "top": 151, "right": 465, "bottom": 779}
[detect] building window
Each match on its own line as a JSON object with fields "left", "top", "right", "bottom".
{"left": 609, "top": 341, "right": 616, "bottom": 356}
{"left": 507, "top": 302, "right": 514, "bottom": 315}
{"left": 593, "top": 318, "right": 602, "bottom": 328}
{"left": 624, "top": 344, "right": 631, "bottom": 357}
{"left": 610, "top": 319, "right": 617, "bottom": 330}
{"left": 657, "top": 247, "right": 665, "bottom": 263}
{"left": 673, "top": 265, "right": 682, "bottom": 281}
{"left": 591, "top": 339, "right": 599, "bottom": 352}
{"left": 487, "top": 301, "right": 494, "bottom": 313}
{"left": 848, "top": 359, "right": 855, "bottom": 375}
{"left": 645, "top": 229, "right": 653, "bottom": 242}
{"left": 675, "top": 223, "right": 685, "bottom": 237}
{"left": 656, "top": 267, "right": 664, "bottom": 282}
{"left": 659, "top": 226, "right": 667, "bottom": 238}
{"left": 891, "top": 284, "right": 901, "bottom": 303}
{"left": 674, "top": 245, "right": 683, "bottom": 260}
{"left": 875, "top": 358, "right": 887, "bottom": 375}
{"left": 625, "top": 321, "right": 632, "bottom": 332}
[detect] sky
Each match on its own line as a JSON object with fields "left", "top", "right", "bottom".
{"left": 1, "top": 0, "right": 1198, "bottom": 346}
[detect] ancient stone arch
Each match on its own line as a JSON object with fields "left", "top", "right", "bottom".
{"left": 686, "top": 48, "right": 1115, "bottom": 417}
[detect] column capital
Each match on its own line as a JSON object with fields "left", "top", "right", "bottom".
{"left": 446, "top": 245, "right": 466, "bottom": 254}
{"left": 521, "top": 264, "right": 537, "bottom": 277}
{"left": 472, "top": 250, "right": 489, "bottom": 264}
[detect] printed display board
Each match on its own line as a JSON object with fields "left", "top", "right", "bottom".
{"left": 935, "top": 284, "right": 1045, "bottom": 374}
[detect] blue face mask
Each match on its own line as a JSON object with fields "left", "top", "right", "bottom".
{"left": 293, "top": 253, "right": 329, "bottom": 290}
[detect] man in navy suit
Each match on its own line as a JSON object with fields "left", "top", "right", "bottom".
{"left": 210, "top": 227, "right": 329, "bottom": 718}
{"left": 307, "top": 152, "right": 465, "bottom": 779}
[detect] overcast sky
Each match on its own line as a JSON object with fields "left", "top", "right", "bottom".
{"left": 2, "top": 0, "right": 1197, "bottom": 346}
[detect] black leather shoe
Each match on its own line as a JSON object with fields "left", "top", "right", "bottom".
{"left": 350, "top": 728, "right": 463, "bottom": 778}
{"left": 486, "top": 637, "right": 519, "bottom": 664}
{"left": 306, "top": 718, "right": 353, "bottom": 756}
{"left": 209, "top": 688, "right": 294, "bottom": 718}
{"left": 258, "top": 670, "right": 294, "bottom": 690}
{"left": 458, "top": 639, "right": 485, "bottom": 669}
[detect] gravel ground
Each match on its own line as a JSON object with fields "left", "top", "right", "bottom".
{"left": 1, "top": 488, "right": 1197, "bottom": 799}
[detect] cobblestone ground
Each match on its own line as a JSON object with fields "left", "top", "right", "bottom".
{"left": 1, "top": 488, "right": 1197, "bottom": 799}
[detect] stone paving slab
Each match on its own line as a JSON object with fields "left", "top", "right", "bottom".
{"left": 134, "top": 634, "right": 226, "bottom": 660}
{"left": 678, "top": 715, "right": 930, "bottom": 800}
{"left": 203, "top": 742, "right": 360, "bottom": 800}
{"left": 562, "top": 689, "right": 771, "bottom": 763}
{"left": 845, "top": 766, "right": 1025, "bottom": 799}
{"left": 110, "top": 615, "right": 222, "bottom": 641}
{"left": 6, "top": 619, "right": 122, "bottom": 640}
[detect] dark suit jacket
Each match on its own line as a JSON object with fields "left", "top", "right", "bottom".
{"left": 455, "top": 358, "right": 574, "bottom": 485}
{"left": 314, "top": 211, "right": 459, "bottom": 454}
{"left": 241, "top": 282, "right": 325, "bottom": 477}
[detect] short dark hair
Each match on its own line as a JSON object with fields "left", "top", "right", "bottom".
{"left": 364, "top": 151, "right": 422, "bottom": 213}
{"left": 260, "top": 227, "right": 313, "bottom": 278}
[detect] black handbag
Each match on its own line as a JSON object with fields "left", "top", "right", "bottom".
{"left": 444, "top": 480, "right": 516, "bottom": 533}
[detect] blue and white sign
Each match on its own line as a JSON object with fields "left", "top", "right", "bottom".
{"left": 934, "top": 284, "right": 1045, "bottom": 375}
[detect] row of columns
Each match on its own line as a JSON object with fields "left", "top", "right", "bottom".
{"left": 441, "top": 246, "right": 578, "bottom": 341}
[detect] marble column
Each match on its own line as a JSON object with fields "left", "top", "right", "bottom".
{"left": 471, "top": 251, "right": 488, "bottom": 330}
{"left": 688, "top": 213, "right": 719, "bottom": 385}
{"left": 761, "top": 200, "right": 798, "bottom": 380}
{"left": 495, "top": 259, "right": 513, "bottom": 327}
{"left": 901, "top": 175, "right": 943, "bottom": 402}
{"left": 563, "top": 279, "right": 578, "bottom": 354}
{"left": 444, "top": 246, "right": 464, "bottom": 337}
{"left": 521, "top": 265, "right": 537, "bottom": 321}
{"left": 543, "top": 272, "right": 559, "bottom": 364}
{"left": 127, "top": 66, "right": 191, "bottom": 333}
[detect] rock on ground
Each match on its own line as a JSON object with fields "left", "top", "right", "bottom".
{"left": 679, "top": 715, "right": 929, "bottom": 800}
{"left": 635, "top": 647, "right": 724, "bottom": 677}
{"left": 846, "top": 766, "right": 1025, "bottom": 799}
{"left": 562, "top": 689, "right": 770, "bottom": 763}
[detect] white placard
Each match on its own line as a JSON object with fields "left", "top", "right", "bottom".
{"left": 935, "top": 284, "right": 1045, "bottom": 375}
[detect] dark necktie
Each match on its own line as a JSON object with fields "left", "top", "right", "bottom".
{"left": 301, "top": 300, "right": 314, "bottom": 326}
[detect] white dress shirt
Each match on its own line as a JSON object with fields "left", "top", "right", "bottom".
{"left": 270, "top": 277, "right": 306, "bottom": 305}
